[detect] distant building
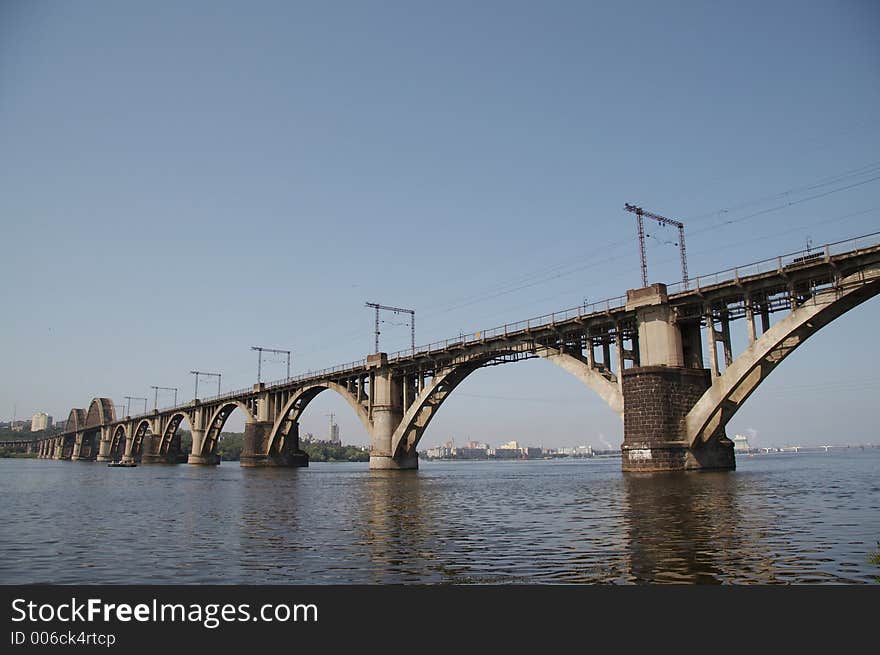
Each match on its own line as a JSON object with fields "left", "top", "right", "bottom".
{"left": 733, "top": 434, "right": 751, "bottom": 453}
{"left": 426, "top": 445, "right": 454, "bottom": 459}
{"left": 54, "top": 419, "right": 66, "bottom": 430}
{"left": 455, "top": 447, "right": 488, "bottom": 459}
{"left": 31, "top": 412, "right": 53, "bottom": 432}
{"left": 330, "top": 423, "right": 340, "bottom": 445}
{"left": 493, "top": 446, "right": 522, "bottom": 459}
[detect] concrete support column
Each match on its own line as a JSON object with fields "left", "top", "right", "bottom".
{"left": 706, "top": 309, "right": 720, "bottom": 378}
{"left": 255, "top": 386, "right": 271, "bottom": 422}
{"left": 187, "top": 428, "right": 219, "bottom": 465}
{"left": 96, "top": 430, "right": 112, "bottom": 462}
{"left": 121, "top": 433, "right": 137, "bottom": 464}
{"left": 745, "top": 296, "right": 757, "bottom": 345}
{"left": 71, "top": 433, "right": 84, "bottom": 460}
{"left": 615, "top": 328, "right": 625, "bottom": 393}
{"left": 626, "top": 284, "right": 685, "bottom": 372}
{"left": 621, "top": 366, "right": 734, "bottom": 472}
{"left": 720, "top": 313, "right": 733, "bottom": 367}
{"left": 679, "top": 320, "right": 704, "bottom": 369}
{"left": 367, "top": 354, "right": 415, "bottom": 470}
{"left": 602, "top": 342, "right": 612, "bottom": 371}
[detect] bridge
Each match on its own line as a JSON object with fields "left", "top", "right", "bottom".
{"left": 20, "top": 233, "right": 880, "bottom": 472}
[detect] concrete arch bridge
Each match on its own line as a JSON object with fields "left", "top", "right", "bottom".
{"left": 29, "top": 234, "right": 880, "bottom": 472}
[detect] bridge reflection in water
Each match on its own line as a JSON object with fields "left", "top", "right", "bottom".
{"left": 1, "top": 454, "right": 877, "bottom": 584}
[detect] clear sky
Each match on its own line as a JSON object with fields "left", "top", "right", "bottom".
{"left": 2, "top": 1, "right": 879, "bottom": 449}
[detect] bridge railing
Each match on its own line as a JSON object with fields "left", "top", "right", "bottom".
{"left": 386, "top": 294, "right": 628, "bottom": 362}
{"left": 666, "top": 231, "right": 880, "bottom": 295}
{"left": 262, "top": 359, "right": 369, "bottom": 392}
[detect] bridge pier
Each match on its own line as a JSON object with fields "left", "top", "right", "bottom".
{"left": 368, "top": 355, "right": 417, "bottom": 470}
{"left": 94, "top": 427, "right": 110, "bottom": 461}
{"left": 140, "top": 431, "right": 176, "bottom": 464}
{"left": 621, "top": 366, "right": 734, "bottom": 472}
{"left": 187, "top": 428, "right": 219, "bottom": 465}
{"left": 142, "top": 443, "right": 184, "bottom": 464}
{"left": 72, "top": 431, "right": 100, "bottom": 461}
{"left": 241, "top": 420, "right": 309, "bottom": 467}
{"left": 621, "top": 285, "right": 734, "bottom": 472}
{"left": 71, "top": 431, "right": 85, "bottom": 461}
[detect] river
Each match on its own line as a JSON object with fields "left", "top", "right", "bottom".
{"left": 1, "top": 451, "right": 878, "bottom": 584}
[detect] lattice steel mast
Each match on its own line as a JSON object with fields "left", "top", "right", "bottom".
{"left": 365, "top": 302, "right": 415, "bottom": 353}
{"left": 624, "top": 203, "right": 689, "bottom": 289}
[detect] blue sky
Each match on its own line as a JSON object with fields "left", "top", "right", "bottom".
{"left": 2, "top": 1, "right": 879, "bottom": 448}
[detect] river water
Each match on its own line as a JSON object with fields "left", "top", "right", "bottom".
{"left": 1, "top": 451, "right": 878, "bottom": 584}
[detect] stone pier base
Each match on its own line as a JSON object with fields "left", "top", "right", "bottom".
{"left": 621, "top": 366, "right": 735, "bottom": 473}
{"left": 240, "top": 451, "right": 309, "bottom": 468}
{"left": 369, "top": 453, "right": 419, "bottom": 470}
{"left": 141, "top": 453, "right": 184, "bottom": 464}
{"left": 187, "top": 453, "right": 220, "bottom": 465}
{"left": 239, "top": 420, "right": 310, "bottom": 468}
{"left": 621, "top": 438, "right": 735, "bottom": 472}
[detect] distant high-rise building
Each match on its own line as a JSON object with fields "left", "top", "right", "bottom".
{"left": 330, "top": 423, "right": 340, "bottom": 445}
{"left": 733, "top": 434, "right": 751, "bottom": 452}
{"left": 31, "top": 412, "right": 52, "bottom": 432}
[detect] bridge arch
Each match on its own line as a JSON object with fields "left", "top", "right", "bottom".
{"left": 154, "top": 412, "right": 194, "bottom": 458}
{"left": 267, "top": 382, "right": 371, "bottom": 455}
{"left": 66, "top": 408, "right": 86, "bottom": 433}
{"left": 686, "top": 270, "right": 880, "bottom": 446}
{"left": 201, "top": 401, "right": 256, "bottom": 457}
{"left": 85, "top": 398, "right": 116, "bottom": 427}
{"left": 390, "top": 341, "right": 624, "bottom": 461}
{"left": 129, "top": 419, "right": 153, "bottom": 459}
{"left": 109, "top": 424, "right": 128, "bottom": 461}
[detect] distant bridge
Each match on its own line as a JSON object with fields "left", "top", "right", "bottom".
{"left": 22, "top": 233, "right": 880, "bottom": 472}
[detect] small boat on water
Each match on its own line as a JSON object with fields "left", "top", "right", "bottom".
{"left": 107, "top": 461, "right": 137, "bottom": 468}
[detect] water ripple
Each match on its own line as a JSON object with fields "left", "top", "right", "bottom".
{"left": 0, "top": 453, "right": 878, "bottom": 584}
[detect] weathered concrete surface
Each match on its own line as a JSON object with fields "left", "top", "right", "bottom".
{"left": 369, "top": 365, "right": 409, "bottom": 469}
{"left": 626, "top": 284, "right": 684, "bottom": 368}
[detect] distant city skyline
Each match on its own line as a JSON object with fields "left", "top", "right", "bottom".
{"left": 2, "top": 1, "right": 879, "bottom": 449}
